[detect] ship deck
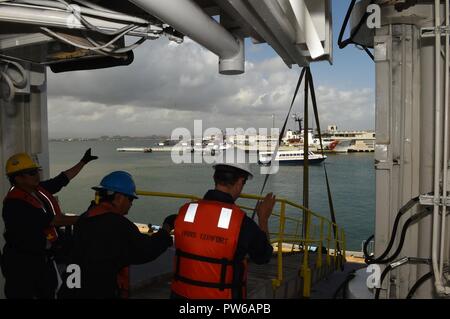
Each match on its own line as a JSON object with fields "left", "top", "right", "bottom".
{"left": 130, "top": 251, "right": 365, "bottom": 299}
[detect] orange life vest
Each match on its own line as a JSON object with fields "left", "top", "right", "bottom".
{"left": 171, "top": 199, "right": 247, "bottom": 299}
{"left": 86, "top": 202, "right": 130, "bottom": 299}
{"left": 5, "top": 186, "right": 62, "bottom": 242}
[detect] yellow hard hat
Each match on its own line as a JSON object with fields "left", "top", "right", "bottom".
{"left": 6, "top": 153, "right": 40, "bottom": 176}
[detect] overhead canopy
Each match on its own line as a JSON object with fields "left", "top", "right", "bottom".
{"left": 0, "top": 0, "right": 332, "bottom": 73}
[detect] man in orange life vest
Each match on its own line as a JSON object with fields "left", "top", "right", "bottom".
{"left": 171, "top": 163, "right": 276, "bottom": 299}
{"left": 1, "top": 149, "right": 98, "bottom": 299}
{"left": 59, "top": 171, "right": 175, "bottom": 299}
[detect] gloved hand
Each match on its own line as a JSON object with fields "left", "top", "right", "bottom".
{"left": 80, "top": 148, "right": 98, "bottom": 164}
{"left": 162, "top": 214, "right": 178, "bottom": 232}
{"left": 255, "top": 193, "right": 275, "bottom": 234}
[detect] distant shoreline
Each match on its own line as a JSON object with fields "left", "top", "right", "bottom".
{"left": 50, "top": 136, "right": 168, "bottom": 142}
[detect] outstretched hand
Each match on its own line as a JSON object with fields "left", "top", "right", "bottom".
{"left": 80, "top": 148, "right": 98, "bottom": 164}
{"left": 256, "top": 192, "right": 276, "bottom": 222}
{"left": 163, "top": 214, "right": 178, "bottom": 232}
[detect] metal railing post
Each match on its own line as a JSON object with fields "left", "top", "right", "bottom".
{"left": 334, "top": 224, "right": 338, "bottom": 269}
{"left": 294, "top": 218, "right": 301, "bottom": 252}
{"left": 278, "top": 201, "right": 286, "bottom": 281}
{"left": 342, "top": 229, "right": 346, "bottom": 261}
{"left": 326, "top": 222, "right": 331, "bottom": 267}
{"left": 301, "top": 209, "right": 312, "bottom": 298}
{"left": 272, "top": 201, "right": 285, "bottom": 291}
{"left": 316, "top": 218, "right": 324, "bottom": 277}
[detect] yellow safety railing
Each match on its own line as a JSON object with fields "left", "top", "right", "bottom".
{"left": 136, "top": 190, "right": 346, "bottom": 298}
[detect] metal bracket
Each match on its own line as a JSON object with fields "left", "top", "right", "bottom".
{"left": 374, "top": 160, "right": 395, "bottom": 170}
{"left": 390, "top": 257, "right": 409, "bottom": 268}
{"left": 419, "top": 194, "right": 450, "bottom": 206}
{"left": 421, "top": 26, "right": 450, "bottom": 38}
{"left": 390, "top": 257, "right": 431, "bottom": 268}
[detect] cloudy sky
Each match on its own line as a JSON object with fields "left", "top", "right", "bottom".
{"left": 47, "top": 1, "right": 375, "bottom": 138}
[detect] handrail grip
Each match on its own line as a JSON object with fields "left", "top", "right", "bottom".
{"left": 239, "top": 193, "right": 340, "bottom": 229}
{"left": 136, "top": 191, "right": 342, "bottom": 233}
{"left": 137, "top": 190, "right": 200, "bottom": 201}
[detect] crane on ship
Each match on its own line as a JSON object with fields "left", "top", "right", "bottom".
{"left": 0, "top": 0, "right": 450, "bottom": 299}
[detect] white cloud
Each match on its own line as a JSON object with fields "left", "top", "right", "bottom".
{"left": 47, "top": 38, "right": 374, "bottom": 138}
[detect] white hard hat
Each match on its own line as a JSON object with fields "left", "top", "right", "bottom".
{"left": 213, "top": 162, "right": 254, "bottom": 180}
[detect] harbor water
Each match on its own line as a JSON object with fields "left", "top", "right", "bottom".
{"left": 49, "top": 139, "right": 375, "bottom": 251}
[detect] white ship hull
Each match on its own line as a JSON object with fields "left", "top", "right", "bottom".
{"left": 259, "top": 150, "right": 326, "bottom": 165}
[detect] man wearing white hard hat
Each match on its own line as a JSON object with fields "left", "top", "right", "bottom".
{"left": 170, "top": 162, "right": 275, "bottom": 299}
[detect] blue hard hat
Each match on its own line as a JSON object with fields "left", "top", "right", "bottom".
{"left": 92, "top": 171, "right": 138, "bottom": 199}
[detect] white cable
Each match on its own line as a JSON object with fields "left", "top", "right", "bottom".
{"left": 83, "top": 37, "right": 119, "bottom": 57}
{"left": 72, "top": 0, "right": 121, "bottom": 14}
{"left": 113, "top": 37, "right": 146, "bottom": 53}
{"left": 40, "top": 25, "right": 138, "bottom": 51}
{"left": 0, "top": 70, "right": 15, "bottom": 102}
{"left": 78, "top": 7, "right": 149, "bottom": 25}
{"left": 4, "top": 60, "right": 27, "bottom": 89}
{"left": 87, "top": 36, "right": 146, "bottom": 54}
{"left": 14, "top": 0, "right": 70, "bottom": 10}
{"left": 0, "top": 1, "right": 162, "bottom": 40}
{"left": 84, "top": 35, "right": 143, "bottom": 56}
{"left": 51, "top": 0, "right": 137, "bottom": 36}
{"left": 14, "top": 0, "right": 150, "bottom": 24}
{"left": 1, "top": 0, "right": 135, "bottom": 36}
{"left": 0, "top": 59, "right": 28, "bottom": 102}
{"left": 86, "top": 25, "right": 152, "bottom": 53}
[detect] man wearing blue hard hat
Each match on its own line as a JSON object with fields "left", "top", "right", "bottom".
{"left": 59, "top": 171, "right": 176, "bottom": 299}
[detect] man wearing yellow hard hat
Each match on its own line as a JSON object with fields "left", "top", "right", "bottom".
{"left": 1, "top": 149, "right": 97, "bottom": 299}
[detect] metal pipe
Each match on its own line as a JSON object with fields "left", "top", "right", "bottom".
{"left": 214, "top": 0, "right": 297, "bottom": 67}
{"left": 432, "top": 0, "right": 442, "bottom": 292}
{"left": 440, "top": 0, "right": 450, "bottom": 281}
{"left": 248, "top": 0, "right": 308, "bottom": 66}
{"left": 14, "top": 0, "right": 150, "bottom": 24}
{"left": 288, "top": 0, "right": 325, "bottom": 59}
{"left": 419, "top": 16, "right": 437, "bottom": 299}
{"left": 400, "top": 23, "right": 407, "bottom": 215}
{"left": 432, "top": 0, "right": 450, "bottom": 295}
{"left": 127, "top": 0, "right": 244, "bottom": 74}
{"left": 0, "top": 4, "right": 161, "bottom": 38}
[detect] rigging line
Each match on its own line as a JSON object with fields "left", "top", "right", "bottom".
{"left": 307, "top": 68, "right": 340, "bottom": 252}
{"left": 251, "top": 67, "right": 307, "bottom": 220}
{"left": 338, "top": 0, "right": 357, "bottom": 49}
{"left": 302, "top": 67, "right": 310, "bottom": 239}
{"left": 338, "top": 0, "right": 375, "bottom": 62}
{"left": 363, "top": 46, "right": 375, "bottom": 61}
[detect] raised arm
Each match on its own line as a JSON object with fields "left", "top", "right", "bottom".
{"left": 256, "top": 192, "right": 276, "bottom": 238}
{"left": 63, "top": 148, "right": 98, "bottom": 181}
{"left": 126, "top": 221, "right": 173, "bottom": 265}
